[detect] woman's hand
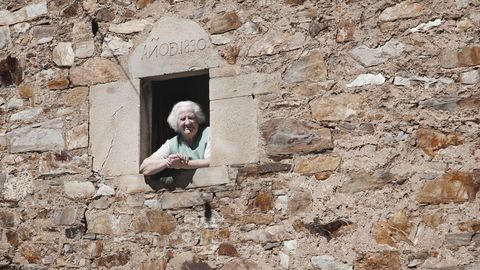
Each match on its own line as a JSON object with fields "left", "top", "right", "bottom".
{"left": 167, "top": 154, "right": 188, "bottom": 169}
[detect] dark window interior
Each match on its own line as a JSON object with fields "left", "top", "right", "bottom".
{"left": 149, "top": 73, "right": 209, "bottom": 156}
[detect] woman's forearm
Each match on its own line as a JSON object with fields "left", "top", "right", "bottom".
{"left": 139, "top": 158, "right": 169, "bottom": 175}
{"left": 183, "top": 159, "right": 210, "bottom": 169}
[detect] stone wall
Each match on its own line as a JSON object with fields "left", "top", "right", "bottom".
{"left": 1, "top": 0, "right": 479, "bottom": 269}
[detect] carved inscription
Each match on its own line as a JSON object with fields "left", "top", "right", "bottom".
{"left": 141, "top": 38, "right": 208, "bottom": 60}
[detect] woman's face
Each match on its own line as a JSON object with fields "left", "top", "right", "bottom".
{"left": 177, "top": 107, "right": 199, "bottom": 141}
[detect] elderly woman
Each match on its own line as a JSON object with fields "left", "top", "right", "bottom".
{"left": 139, "top": 101, "right": 210, "bottom": 183}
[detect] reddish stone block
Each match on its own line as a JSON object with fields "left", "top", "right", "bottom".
{"left": 416, "top": 171, "right": 479, "bottom": 204}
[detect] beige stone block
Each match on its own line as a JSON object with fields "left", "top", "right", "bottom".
{"left": 210, "top": 73, "right": 281, "bottom": 100}
{"left": 128, "top": 17, "right": 222, "bottom": 78}
{"left": 189, "top": 166, "right": 230, "bottom": 188}
{"left": 210, "top": 96, "right": 258, "bottom": 166}
{"left": 116, "top": 174, "right": 153, "bottom": 194}
{"left": 89, "top": 80, "right": 141, "bottom": 176}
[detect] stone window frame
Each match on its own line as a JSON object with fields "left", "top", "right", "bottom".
{"left": 90, "top": 17, "right": 263, "bottom": 190}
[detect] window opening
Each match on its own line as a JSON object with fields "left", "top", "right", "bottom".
{"left": 140, "top": 72, "right": 210, "bottom": 163}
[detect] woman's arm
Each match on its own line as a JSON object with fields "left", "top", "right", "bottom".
{"left": 183, "top": 159, "right": 210, "bottom": 169}
{"left": 139, "top": 157, "right": 170, "bottom": 175}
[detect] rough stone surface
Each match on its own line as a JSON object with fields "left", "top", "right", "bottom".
{"left": 354, "top": 251, "right": 401, "bottom": 269}
{"left": 220, "top": 258, "right": 260, "bottom": 270}
{"left": 339, "top": 171, "right": 395, "bottom": 193}
{"left": 417, "top": 128, "right": 463, "bottom": 157}
{"left": 349, "top": 40, "right": 404, "bottom": 67}
{"left": 159, "top": 191, "right": 211, "bottom": 209}
{"left": 282, "top": 49, "right": 327, "bottom": 83}
{"left": 69, "top": 58, "right": 122, "bottom": 86}
{"left": 310, "top": 94, "right": 364, "bottom": 121}
{"left": 262, "top": 118, "right": 333, "bottom": 157}
{"left": 311, "top": 255, "right": 352, "bottom": 270}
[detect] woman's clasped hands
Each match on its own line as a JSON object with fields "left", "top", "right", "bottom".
{"left": 166, "top": 153, "right": 189, "bottom": 169}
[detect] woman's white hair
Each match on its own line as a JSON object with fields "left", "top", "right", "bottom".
{"left": 167, "top": 100, "right": 206, "bottom": 132}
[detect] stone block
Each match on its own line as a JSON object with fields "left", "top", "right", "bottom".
{"left": 54, "top": 207, "right": 78, "bottom": 226}
{"left": 248, "top": 31, "right": 305, "bottom": 57}
{"left": 339, "top": 171, "right": 395, "bottom": 193}
{"left": 311, "top": 255, "right": 352, "bottom": 270}
{"left": 116, "top": 174, "right": 153, "bottom": 194}
{"left": 0, "top": 1, "right": 47, "bottom": 26}
{"left": 129, "top": 17, "right": 222, "bottom": 78}
{"left": 64, "top": 181, "right": 95, "bottom": 199}
{"left": 295, "top": 154, "right": 341, "bottom": 179}
{"left": 132, "top": 209, "right": 175, "bottom": 235}
{"left": 445, "top": 233, "right": 474, "bottom": 249}
{"left": 349, "top": 40, "right": 404, "bottom": 67}
{"left": 379, "top": 1, "right": 425, "bottom": 22}
{"left": 209, "top": 11, "right": 241, "bottom": 34}
{"left": 416, "top": 171, "right": 479, "bottom": 204}
{"left": 220, "top": 258, "right": 261, "bottom": 270}
{"left": 69, "top": 58, "right": 123, "bottom": 86}
{"left": 53, "top": 42, "right": 75, "bottom": 67}
{"left": 74, "top": 40, "right": 95, "bottom": 58}
{"left": 346, "top": 73, "right": 385, "bottom": 87}
{"left": 101, "top": 35, "right": 133, "bottom": 57}
{"left": 210, "top": 96, "right": 259, "bottom": 166}
{"left": 310, "top": 93, "right": 364, "bottom": 121}
{"left": 159, "top": 191, "right": 212, "bottom": 209}
{"left": 460, "top": 69, "right": 480, "bottom": 85}
{"left": 417, "top": 128, "right": 463, "bottom": 157}
{"left": 86, "top": 212, "right": 128, "bottom": 235}
{"left": 261, "top": 118, "right": 333, "bottom": 157}
{"left": 66, "top": 123, "right": 88, "bottom": 150}
{"left": 282, "top": 49, "right": 327, "bottom": 83}
{"left": 95, "top": 250, "right": 130, "bottom": 268}
{"left": 6, "top": 118, "right": 64, "bottom": 153}
{"left": 109, "top": 18, "right": 154, "bottom": 34}
{"left": 90, "top": 80, "right": 140, "bottom": 176}
{"left": 0, "top": 25, "right": 11, "bottom": 49}
{"left": 354, "top": 251, "right": 401, "bottom": 270}
{"left": 189, "top": 166, "right": 230, "bottom": 188}
{"left": 2, "top": 173, "right": 33, "bottom": 201}
{"left": 243, "top": 225, "right": 290, "bottom": 243}
{"left": 210, "top": 73, "right": 281, "bottom": 100}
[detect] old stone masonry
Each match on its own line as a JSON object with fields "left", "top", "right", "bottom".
{"left": 0, "top": 0, "right": 479, "bottom": 269}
